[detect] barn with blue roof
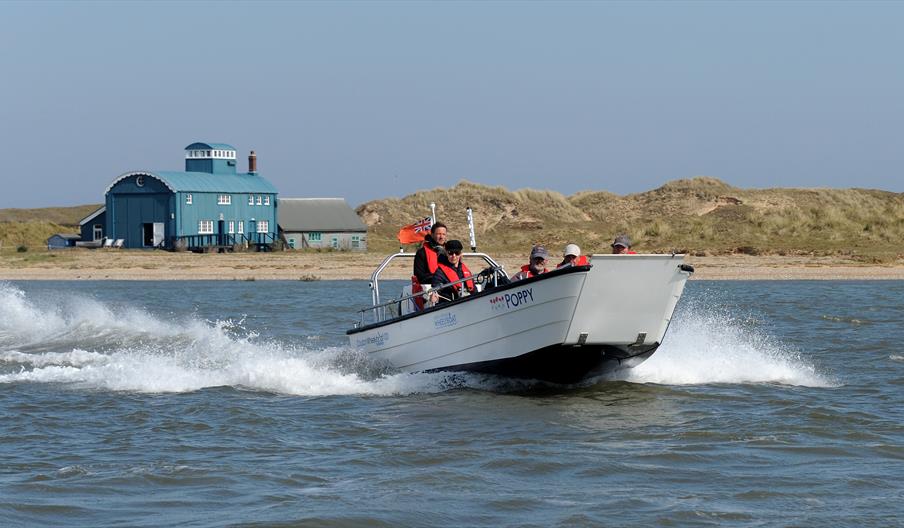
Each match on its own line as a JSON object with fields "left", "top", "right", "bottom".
{"left": 104, "top": 142, "right": 278, "bottom": 250}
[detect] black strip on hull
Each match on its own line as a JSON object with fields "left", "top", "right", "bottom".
{"left": 428, "top": 343, "right": 660, "bottom": 385}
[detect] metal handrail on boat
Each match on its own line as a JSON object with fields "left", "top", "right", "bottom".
{"left": 362, "top": 251, "right": 505, "bottom": 325}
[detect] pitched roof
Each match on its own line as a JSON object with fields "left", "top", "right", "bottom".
{"left": 79, "top": 206, "right": 106, "bottom": 226}
{"left": 278, "top": 198, "right": 366, "bottom": 232}
{"left": 105, "top": 171, "right": 278, "bottom": 194}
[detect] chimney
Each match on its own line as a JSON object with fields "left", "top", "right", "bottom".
{"left": 248, "top": 150, "right": 257, "bottom": 173}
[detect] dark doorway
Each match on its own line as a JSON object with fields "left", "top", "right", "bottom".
{"left": 143, "top": 223, "right": 154, "bottom": 247}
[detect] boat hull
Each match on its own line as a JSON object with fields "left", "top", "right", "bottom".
{"left": 348, "top": 254, "right": 690, "bottom": 383}
{"left": 436, "top": 343, "right": 659, "bottom": 384}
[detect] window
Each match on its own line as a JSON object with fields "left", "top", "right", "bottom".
{"left": 331, "top": 236, "right": 339, "bottom": 249}
{"left": 199, "top": 220, "right": 214, "bottom": 234}
{"left": 93, "top": 224, "right": 103, "bottom": 241}
{"left": 308, "top": 232, "right": 321, "bottom": 242}
{"left": 238, "top": 221, "right": 244, "bottom": 234}
{"left": 217, "top": 194, "right": 231, "bottom": 205}
{"left": 228, "top": 221, "right": 235, "bottom": 234}
{"left": 248, "top": 195, "right": 254, "bottom": 206}
{"left": 257, "top": 220, "right": 269, "bottom": 233}
{"left": 264, "top": 196, "right": 270, "bottom": 206}
{"left": 256, "top": 195, "right": 262, "bottom": 206}
{"left": 288, "top": 238, "right": 296, "bottom": 249}
{"left": 186, "top": 193, "right": 193, "bottom": 205}
{"left": 351, "top": 235, "right": 361, "bottom": 249}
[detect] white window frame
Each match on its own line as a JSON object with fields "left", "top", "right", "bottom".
{"left": 248, "top": 195, "right": 254, "bottom": 206}
{"left": 217, "top": 194, "right": 231, "bottom": 205}
{"left": 264, "top": 195, "right": 270, "bottom": 206}
{"left": 351, "top": 235, "right": 360, "bottom": 248}
{"left": 228, "top": 221, "right": 235, "bottom": 234}
{"left": 198, "top": 220, "right": 214, "bottom": 234}
{"left": 256, "top": 220, "right": 269, "bottom": 233}
{"left": 256, "top": 195, "right": 262, "bottom": 206}
{"left": 186, "top": 193, "right": 193, "bottom": 205}
{"left": 238, "top": 221, "right": 244, "bottom": 234}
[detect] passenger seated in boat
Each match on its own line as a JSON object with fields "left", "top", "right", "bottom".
{"left": 510, "top": 245, "right": 550, "bottom": 281}
{"left": 430, "top": 240, "right": 474, "bottom": 303}
{"left": 413, "top": 222, "right": 448, "bottom": 285}
{"left": 556, "top": 243, "right": 589, "bottom": 268}
{"left": 611, "top": 234, "right": 637, "bottom": 254}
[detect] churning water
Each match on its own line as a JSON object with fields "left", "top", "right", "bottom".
{"left": 1, "top": 280, "right": 902, "bottom": 526}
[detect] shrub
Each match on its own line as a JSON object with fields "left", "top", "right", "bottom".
{"left": 16, "top": 245, "right": 28, "bottom": 252}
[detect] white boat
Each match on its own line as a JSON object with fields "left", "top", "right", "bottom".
{"left": 348, "top": 252, "right": 694, "bottom": 384}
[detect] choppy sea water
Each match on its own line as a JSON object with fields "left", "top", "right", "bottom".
{"left": 0, "top": 280, "right": 902, "bottom": 527}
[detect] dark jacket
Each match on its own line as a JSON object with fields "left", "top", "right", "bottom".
{"left": 414, "top": 235, "right": 445, "bottom": 285}
{"left": 431, "top": 254, "right": 473, "bottom": 303}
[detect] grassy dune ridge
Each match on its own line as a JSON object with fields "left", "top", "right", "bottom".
{"left": 0, "top": 204, "right": 101, "bottom": 249}
{"left": 3, "top": 179, "right": 902, "bottom": 262}
{"left": 357, "top": 178, "right": 904, "bottom": 260}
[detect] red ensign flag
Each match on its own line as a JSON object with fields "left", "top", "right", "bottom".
{"left": 397, "top": 216, "right": 433, "bottom": 244}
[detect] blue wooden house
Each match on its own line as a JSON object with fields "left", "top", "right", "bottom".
{"left": 103, "top": 143, "right": 278, "bottom": 250}
{"left": 79, "top": 206, "right": 106, "bottom": 243}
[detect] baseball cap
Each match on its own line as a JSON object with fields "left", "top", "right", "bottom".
{"left": 530, "top": 245, "right": 549, "bottom": 260}
{"left": 564, "top": 243, "right": 581, "bottom": 257}
{"left": 611, "top": 235, "right": 631, "bottom": 248}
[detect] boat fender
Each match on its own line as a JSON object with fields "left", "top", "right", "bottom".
{"left": 679, "top": 264, "right": 695, "bottom": 273}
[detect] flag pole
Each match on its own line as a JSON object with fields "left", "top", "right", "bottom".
{"left": 467, "top": 206, "right": 477, "bottom": 252}
{"left": 430, "top": 202, "right": 436, "bottom": 224}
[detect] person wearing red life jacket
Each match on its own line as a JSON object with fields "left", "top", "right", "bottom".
{"left": 611, "top": 234, "right": 638, "bottom": 254}
{"left": 413, "top": 222, "right": 448, "bottom": 286}
{"left": 510, "top": 245, "right": 550, "bottom": 281}
{"left": 430, "top": 240, "right": 474, "bottom": 303}
{"left": 556, "top": 243, "right": 590, "bottom": 268}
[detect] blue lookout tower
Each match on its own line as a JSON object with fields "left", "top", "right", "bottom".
{"left": 104, "top": 142, "right": 279, "bottom": 250}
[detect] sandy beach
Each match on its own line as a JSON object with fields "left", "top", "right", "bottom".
{"left": 1, "top": 249, "right": 903, "bottom": 281}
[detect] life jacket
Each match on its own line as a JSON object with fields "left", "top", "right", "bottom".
{"left": 424, "top": 243, "right": 440, "bottom": 274}
{"left": 437, "top": 262, "right": 474, "bottom": 294}
{"left": 411, "top": 275, "right": 425, "bottom": 311}
{"left": 518, "top": 264, "right": 549, "bottom": 278}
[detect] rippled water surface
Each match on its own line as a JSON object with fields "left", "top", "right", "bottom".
{"left": 1, "top": 280, "right": 902, "bottom": 527}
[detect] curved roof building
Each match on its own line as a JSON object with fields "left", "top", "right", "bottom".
{"left": 104, "top": 142, "right": 278, "bottom": 250}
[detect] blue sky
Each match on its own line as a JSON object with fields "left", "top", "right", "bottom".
{"left": 1, "top": 0, "right": 901, "bottom": 209}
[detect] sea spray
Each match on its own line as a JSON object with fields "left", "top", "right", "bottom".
{"left": 625, "top": 297, "right": 835, "bottom": 387}
{"left": 1, "top": 283, "right": 834, "bottom": 394}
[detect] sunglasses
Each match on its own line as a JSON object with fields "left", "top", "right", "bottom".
{"left": 448, "top": 250, "right": 462, "bottom": 256}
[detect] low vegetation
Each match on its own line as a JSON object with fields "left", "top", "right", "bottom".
{"left": 357, "top": 178, "right": 904, "bottom": 261}
{"left": 0, "top": 204, "right": 100, "bottom": 253}
{"left": 3, "top": 182, "right": 903, "bottom": 263}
